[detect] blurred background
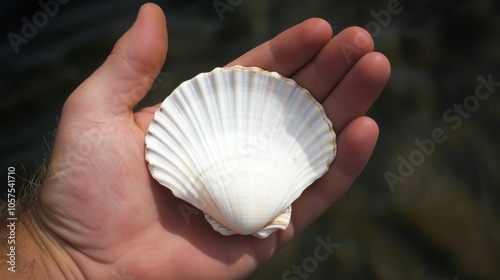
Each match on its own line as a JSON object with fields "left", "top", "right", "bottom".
{"left": 1, "top": 0, "right": 499, "bottom": 279}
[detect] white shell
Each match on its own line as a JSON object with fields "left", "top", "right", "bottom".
{"left": 145, "top": 66, "right": 336, "bottom": 238}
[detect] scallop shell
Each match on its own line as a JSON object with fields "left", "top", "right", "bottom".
{"left": 145, "top": 66, "right": 336, "bottom": 238}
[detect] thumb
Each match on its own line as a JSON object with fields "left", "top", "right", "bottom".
{"left": 62, "top": 3, "right": 168, "bottom": 123}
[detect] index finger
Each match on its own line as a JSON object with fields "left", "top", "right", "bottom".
{"left": 226, "top": 18, "right": 332, "bottom": 77}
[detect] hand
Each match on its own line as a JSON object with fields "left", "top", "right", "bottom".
{"left": 19, "top": 3, "right": 390, "bottom": 279}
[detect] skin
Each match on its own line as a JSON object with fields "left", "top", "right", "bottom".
{"left": 4, "top": 3, "right": 390, "bottom": 279}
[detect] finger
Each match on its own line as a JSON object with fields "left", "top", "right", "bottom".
{"left": 279, "top": 116, "right": 379, "bottom": 245}
{"left": 291, "top": 26, "right": 374, "bottom": 103}
{"left": 226, "top": 18, "right": 332, "bottom": 76}
{"left": 323, "top": 52, "right": 390, "bottom": 132}
{"left": 135, "top": 17, "right": 331, "bottom": 134}
{"left": 62, "top": 3, "right": 168, "bottom": 122}
{"left": 134, "top": 104, "right": 161, "bottom": 133}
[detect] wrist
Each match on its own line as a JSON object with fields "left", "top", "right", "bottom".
{"left": 4, "top": 209, "right": 84, "bottom": 279}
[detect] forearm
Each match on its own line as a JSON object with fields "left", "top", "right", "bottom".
{"left": 1, "top": 209, "right": 83, "bottom": 279}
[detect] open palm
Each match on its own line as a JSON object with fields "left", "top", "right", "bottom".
{"left": 30, "top": 4, "right": 390, "bottom": 279}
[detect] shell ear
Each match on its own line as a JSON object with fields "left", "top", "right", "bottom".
{"left": 145, "top": 66, "right": 336, "bottom": 238}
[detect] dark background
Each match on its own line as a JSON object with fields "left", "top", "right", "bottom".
{"left": 1, "top": 0, "right": 499, "bottom": 279}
